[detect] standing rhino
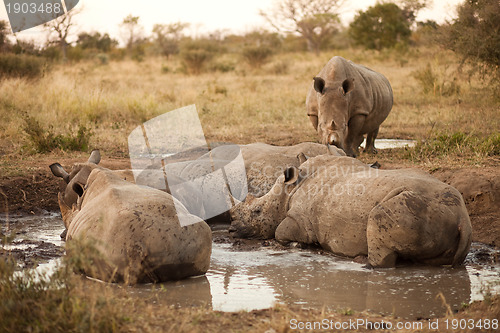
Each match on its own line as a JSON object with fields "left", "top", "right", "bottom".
{"left": 229, "top": 154, "right": 472, "bottom": 268}
{"left": 307, "top": 56, "right": 393, "bottom": 157}
{"left": 50, "top": 150, "right": 212, "bottom": 284}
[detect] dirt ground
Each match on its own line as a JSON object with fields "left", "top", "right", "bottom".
{"left": 1, "top": 153, "right": 499, "bottom": 248}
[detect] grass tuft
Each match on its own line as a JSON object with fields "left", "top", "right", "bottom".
{"left": 404, "top": 131, "right": 500, "bottom": 162}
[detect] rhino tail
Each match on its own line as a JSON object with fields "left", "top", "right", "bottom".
{"left": 452, "top": 215, "right": 472, "bottom": 267}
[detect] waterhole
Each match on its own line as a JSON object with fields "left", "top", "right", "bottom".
{"left": 1, "top": 212, "right": 498, "bottom": 320}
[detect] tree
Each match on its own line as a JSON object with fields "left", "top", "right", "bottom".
{"left": 349, "top": 3, "right": 412, "bottom": 50}
{"left": 120, "top": 15, "right": 144, "bottom": 51}
{"left": 77, "top": 32, "right": 117, "bottom": 52}
{"left": 439, "top": 0, "right": 500, "bottom": 81}
{"left": 43, "top": 8, "right": 81, "bottom": 60}
{"left": 260, "top": 0, "right": 344, "bottom": 55}
{"left": 397, "top": 0, "right": 431, "bottom": 27}
{"left": 0, "top": 20, "right": 11, "bottom": 52}
{"left": 152, "top": 22, "right": 189, "bottom": 58}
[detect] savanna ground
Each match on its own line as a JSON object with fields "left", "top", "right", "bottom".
{"left": 1, "top": 47, "right": 499, "bottom": 332}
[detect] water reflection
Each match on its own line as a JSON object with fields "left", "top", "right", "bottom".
{"left": 206, "top": 244, "right": 472, "bottom": 319}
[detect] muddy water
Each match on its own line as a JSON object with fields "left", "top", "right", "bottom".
{"left": 2, "top": 212, "right": 499, "bottom": 320}
{"left": 361, "top": 138, "right": 416, "bottom": 150}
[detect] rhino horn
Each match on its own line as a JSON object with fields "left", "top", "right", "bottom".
{"left": 50, "top": 163, "right": 70, "bottom": 183}
{"left": 88, "top": 149, "right": 101, "bottom": 164}
{"left": 297, "top": 152, "right": 308, "bottom": 165}
{"left": 284, "top": 166, "right": 300, "bottom": 185}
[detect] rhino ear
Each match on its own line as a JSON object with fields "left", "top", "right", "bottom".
{"left": 341, "top": 78, "right": 355, "bottom": 95}
{"left": 313, "top": 77, "right": 326, "bottom": 94}
{"left": 50, "top": 163, "right": 70, "bottom": 183}
{"left": 284, "top": 166, "right": 299, "bottom": 185}
{"left": 88, "top": 149, "right": 101, "bottom": 164}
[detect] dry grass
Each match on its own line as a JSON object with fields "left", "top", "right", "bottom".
{"left": 1, "top": 47, "right": 498, "bottom": 160}
{"left": 1, "top": 252, "right": 498, "bottom": 332}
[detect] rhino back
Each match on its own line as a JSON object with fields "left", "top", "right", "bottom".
{"left": 67, "top": 169, "right": 212, "bottom": 283}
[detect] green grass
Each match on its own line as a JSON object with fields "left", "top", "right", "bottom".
{"left": 404, "top": 131, "right": 500, "bottom": 162}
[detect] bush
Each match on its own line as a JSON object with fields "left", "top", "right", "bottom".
{"left": 271, "top": 59, "right": 291, "bottom": 75}
{"left": 242, "top": 46, "right": 273, "bottom": 69}
{"left": 22, "top": 115, "right": 93, "bottom": 153}
{"left": 179, "top": 39, "right": 221, "bottom": 75}
{"left": 0, "top": 54, "right": 47, "bottom": 79}
{"left": 412, "top": 63, "right": 460, "bottom": 96}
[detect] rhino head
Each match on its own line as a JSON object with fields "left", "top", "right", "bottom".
{"left": 229, "top": 165, "right": 301, "bottom": 239}
{"left": 50, "top": 150, "right": 101, "bottom": 230}
{"left": 313, "top": 76, "right": 355, "bottom": 154}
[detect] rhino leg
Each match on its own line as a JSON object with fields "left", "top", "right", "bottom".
{"left": 345, "top": 115, "right": 366, "bottom": 157}
{"left": 366, "top": 188, "right": 425, "bottom": 268}
{"left": 275, "top": 215, "right": 316, "bottom": 245}
{"left": 365, "top": 127, "right": 379, "bottom": 154}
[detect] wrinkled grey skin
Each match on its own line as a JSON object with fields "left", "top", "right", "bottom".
{"left": 307, "top": 56, "right": 393, "bottom": 157}
{"left": 230, "top": 155, "right": 472, "bottom": 268}
{"left": 50, "top": 150, "right": 212, "bottom": 284}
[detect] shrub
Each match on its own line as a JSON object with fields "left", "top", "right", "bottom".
{"left": 271, "top": 59, "right": 290, "bottom": 75}
{"left": 411, "top": 63, "right": 460, "bottom": 96}
{"left": 180, "top": 49, "right": 214, "bottom": 75}
{"left": 22, "top": 115, "right": 93, "bottom": 153}
{"left": 96, "top": 53, "right": 109, "bottom": 65}
{"left": 179, "top": 39, "right": 221, "bottom": 75}
{"left": 210, "top": 60, "right": 235, "bottom": 73}
{"left": 0, "top": 54, "right": 47, "bottom": 79}
{"left": 241, "top": 46, "right": 273, "bottom": 69}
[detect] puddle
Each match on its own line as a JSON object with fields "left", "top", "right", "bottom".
{"left": 361, "top": 139, "right": 416, "bottom": 150}
{"left": 1, "top": 212, "right": 499, "bottom": 319}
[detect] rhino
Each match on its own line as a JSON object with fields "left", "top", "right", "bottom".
{"left": 209, "top": 142, "right": 344, "bottom": 197}
{"left": 307, "top": 56, "right": 393, "bottom": 157}
{"left": 50, "top": 150, "right": 212, "bottom": 284}
{"left": 229, "top": 154, "right": 472, "bottom": 268}
{"left": 152, "top": 142, "right": 344, "bottom": 224}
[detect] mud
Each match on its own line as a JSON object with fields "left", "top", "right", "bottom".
{"left": 2, "top": 213, "right": 499, "bottom": 320}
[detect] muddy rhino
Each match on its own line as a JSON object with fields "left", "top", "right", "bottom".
{"left": 229, "top": 155, "right": 471, "bottom": 268}
{"left": 307, "top": 56, "right": 393, "bottom": 157}
{"left": 50, "top": 150, "right": 212, "bottom": 284}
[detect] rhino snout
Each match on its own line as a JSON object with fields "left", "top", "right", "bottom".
{"left": 327, "top": 132, "right": 342, "bottom": 148}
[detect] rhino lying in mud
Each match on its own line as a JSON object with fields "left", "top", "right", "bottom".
{"left": 229, "top": 154, "right": 472, "bottom": 268}
{"left": 211, "top": 142, "right": 345, "bottom": 197}
{"left": 50, "top": 150, "right": 212, "bottom": 284}
{"left": 151, "top": 142, "right": 345, "bottom": 223}
{"left": 307, "top": 56, "right": 393, "bottom": 157}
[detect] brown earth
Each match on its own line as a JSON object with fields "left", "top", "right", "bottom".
{"left": 1, "top": 155, "right": 499, "bottom": 248}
